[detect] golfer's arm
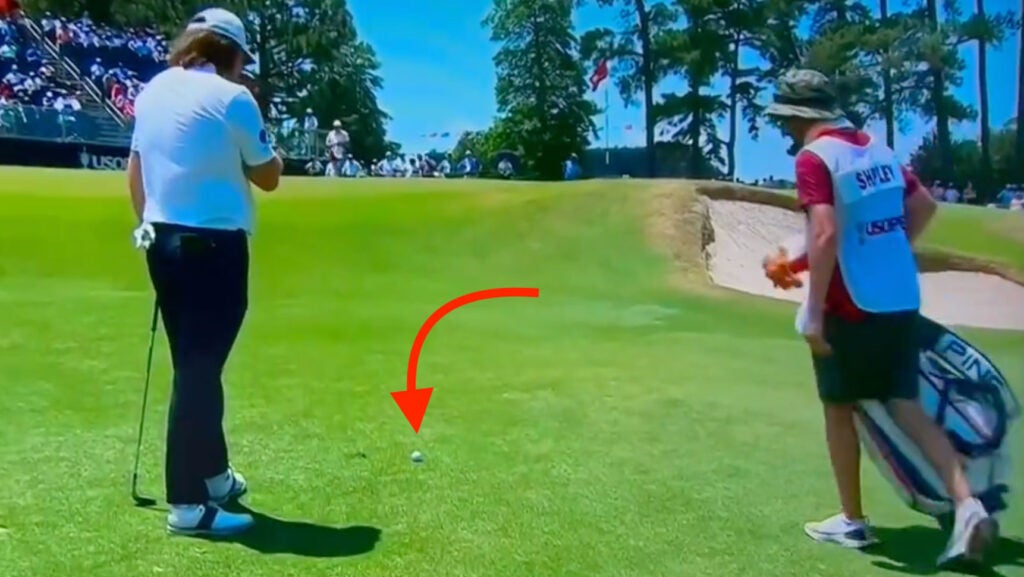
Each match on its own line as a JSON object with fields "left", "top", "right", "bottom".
{"left": 245, "top": 155, "right": 284, "bottom": 192}
{"left": 904, "top": 186, "right": 937, "bottom": 244}
{"left": 127, "top": 151, "right": 144, "bottom": 222}
{"left": 806, "top": 204, "right": 838, "bottom": 313}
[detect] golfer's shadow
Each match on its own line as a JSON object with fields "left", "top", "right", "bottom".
{"left": 199, "top": 503, "right": 381, "bottom": 558}
{"left": 865, "top": 525, "right": 1024, "bottom": 577}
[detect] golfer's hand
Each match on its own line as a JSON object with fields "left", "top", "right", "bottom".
{"left": 802, "top": 309, "right": 832, "bottom": 357}
{"left": 132, "top": 222, "right": 155, "bottom": 250}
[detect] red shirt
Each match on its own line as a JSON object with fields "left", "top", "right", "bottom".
{"left": 795, "top": 128, "right": 921, "bottom": 322}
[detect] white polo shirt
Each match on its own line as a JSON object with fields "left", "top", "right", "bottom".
{"left": 131, "top": 65, "right": 275, "bottom": 234}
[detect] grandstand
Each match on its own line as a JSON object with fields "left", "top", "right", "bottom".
{"left": 1, "top": 7, "right": 342, "bottom": 167}
{"left": 1, "top": 10, "right": 137, "bottom": 145}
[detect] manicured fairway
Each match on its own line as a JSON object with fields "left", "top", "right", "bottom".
{"left": 0, "top": 168, "right": 1021, "bottom": 577}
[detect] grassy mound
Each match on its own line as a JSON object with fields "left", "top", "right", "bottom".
{"left": 691, "top": 181, "right": 1024, "bottom": 286}
{"left": 0, "top": 168, "right": 1021, "bottom": 577}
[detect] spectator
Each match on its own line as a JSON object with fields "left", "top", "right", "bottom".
{"left": 0, "top": 91, "right": 25, "bottom": 132}
{"left": 963, "top": 181, "right": 977, "bottom": 205}
{"left": 3, "top": 62, "right": 20, "bottom": 84}
{"left": 20, "top": 69, "right": 35, "bottom": 92}
{"left": 419, "top": 153, "right": 436, "bottom": 177}
{"left": 325, "top": 119, "right": 348, "bottom": 163}
{"left": 498, "top": 157, "right": 514, "bottom": 179}
{"left": 0, "top": 39, "right": 15, "bottom": 62}
{"left": 563, "top": 153, "right": 582, "bottom": 180}
{"left": 929, "top": 181, "right": 944, "bottom": 200}
{"left": 325, "top": 149, "right": 343, "bottom": 177}
{"left": 457, "top": 151, "right": 478, "bottom": 177}
{"left": 399, "top": 153, "right": 415, "bottom": 176}
{"left": 342, "top": 153, "right": 362, "bottom": 177}
{"left": 54, "top": 90, "right": 81, "bottom": 112}
{"left": 436, "top": 154, "right": 452, "bottom": 177}
{"left": 1010, "top": 191, "right": 1024, "bottom": 211}
{"left": 388, "top": 152, "right": 406, "bottom": 177}
{"left": 995, "top": 185, "right": 1016, "bottom": 208}
{"left": 302, "top": 108, "right": 318, "bottom": 155}
{"left": 40, "top": 12, "right": 57, "bottom": 35}
{"left": 943, "top": 183, "right": 960, "bottom": 203}
{"left": 57, "top": 100, "right": 77, "bottom": 139}
{"left": 305, "top": 156, "right": 324, "bottom": 176}
{"left": 89, "top": 57, "right": 104, "bottom": 83}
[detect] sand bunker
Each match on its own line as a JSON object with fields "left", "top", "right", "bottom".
{"left": 702, "top": 198, "right": 1024, "bottom": 331}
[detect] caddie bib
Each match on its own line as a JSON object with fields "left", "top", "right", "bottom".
{"left": 802, "top": 134, "right": 920, "bottom": 313}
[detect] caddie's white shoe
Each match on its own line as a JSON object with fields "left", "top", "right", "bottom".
{"left": 804, "top": 513, "right": 879, "bottom": 549}
{"left": 207, "top": 467, "right": 248, "bottom": 505}
{"left": 937, "top": 498, "right": 997, "bottom": 567}
{"left": 166, "top": 504, "right": 253, "bottom": 536}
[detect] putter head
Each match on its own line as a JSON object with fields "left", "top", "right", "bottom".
{"left": 132, "top": 494, "right": 157, "bottom": 507}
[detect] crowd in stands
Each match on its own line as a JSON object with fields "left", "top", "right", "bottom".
{"left": 929, "top": 180, "right": 1024, "bottom": 210}
{"left": 41, "top": 12, "right": 166, "bottom": 119}
{"left": 306, "top": 148, "right": 484, "bottom": 179}
{"left": 0, "top": 8, "right": 85, "bottom": 139}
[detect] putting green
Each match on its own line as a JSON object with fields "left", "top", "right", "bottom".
{"left": 0, "top": 167, "right": 1021, "bottom": 577}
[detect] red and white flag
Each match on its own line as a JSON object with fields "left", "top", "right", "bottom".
{"left": 589, "top": 59, "right": 609, "bottom": 92}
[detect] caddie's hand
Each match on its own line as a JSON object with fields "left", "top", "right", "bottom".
{"left": 802, "top": 308, "right": 832, "bottom": 357}
{"left": 762, "top": 250, "right": 803, "bottom": 290}
{"left": 132, "top": 222, "right": 155, "bottom": 250}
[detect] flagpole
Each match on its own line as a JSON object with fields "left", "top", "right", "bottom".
{"left": 604, "top": 81, "right": 610, "bottom": 166}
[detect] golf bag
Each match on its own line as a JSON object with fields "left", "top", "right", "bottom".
{"left": 854, "top": 316, "right": 1019, "bottom": 528}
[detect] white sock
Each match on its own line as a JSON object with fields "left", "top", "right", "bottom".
{"left": 842, "top": 514, "right": 866, "bottom": 527}
{"left": 956, "top": 497, "right": 986, "bottom": 518}
{"left": 204, "top": 470, "right": 231, "bottom": 497}
{"left": 168, "top": 504, "right": 204, "bottom": 525}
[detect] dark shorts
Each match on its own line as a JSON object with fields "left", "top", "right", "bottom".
{"left": 812, "top": 310, "right": 920, "bottom": 404}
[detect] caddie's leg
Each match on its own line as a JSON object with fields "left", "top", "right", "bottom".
{"left": 889, "top": 401, "right": 971, "bottom": 503}
{"left": 823, "top": 403, "right": 863, "bottom": 520}
{"left": 881, "top": 312, "right": 996, "bottom": 566}
{"left": 803, "top": 315, "right": 877, "bottom": 549}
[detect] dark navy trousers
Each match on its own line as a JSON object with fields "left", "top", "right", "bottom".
{"left": 146, "top": 222, "right": 249, "bottom": 505}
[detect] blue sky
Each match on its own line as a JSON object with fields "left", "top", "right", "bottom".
{"left": 350, "top": 0, "right": 1020, "bottom": 181}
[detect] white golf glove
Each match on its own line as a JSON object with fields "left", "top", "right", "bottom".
{"left": 132, "top": 222, "right": 156, "bottom": 250}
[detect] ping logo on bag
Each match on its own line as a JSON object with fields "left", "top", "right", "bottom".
{"left": 919, "top": 350, "right": 1008, "bottom": 458}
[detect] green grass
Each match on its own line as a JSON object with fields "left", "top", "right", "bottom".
{"left": 0, "top": 167, "right": 1022, "bottom": 577}
{"left": 918, "top": 203, "right": 1024, "bottom": 272}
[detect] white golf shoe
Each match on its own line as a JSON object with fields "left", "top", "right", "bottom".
{"left": 937, "top": 498, "right": 997, "bottom": 568}
{"left": 166, "top": 504, "right": 253, "bottom": 536}
{"left": 803, "top": 513, "right": 879, "bottom": 549}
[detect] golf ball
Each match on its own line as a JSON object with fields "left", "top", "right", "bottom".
{"left": 410, "top": 450, "right": 424, "bottom": 463}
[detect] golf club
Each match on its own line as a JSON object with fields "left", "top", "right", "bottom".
{"left": 130, "top": 300, "right": 160, "bottom": 508}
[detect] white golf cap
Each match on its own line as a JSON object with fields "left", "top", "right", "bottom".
{"left": 332, "top": 120, "right": 341, "bottom": 127}
{"left": 186, "top": 8, "right": 255, "bottom": 63}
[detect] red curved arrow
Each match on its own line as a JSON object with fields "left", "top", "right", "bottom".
{"left": 392, "top": 287, "right": 540, "bottom": 433}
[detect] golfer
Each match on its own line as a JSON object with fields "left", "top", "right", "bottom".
{"left": 765, "top": 69, "right": 995, "bottom": 566}
{"left": 127, "top": 7, "right": 282, "bottom": 535}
